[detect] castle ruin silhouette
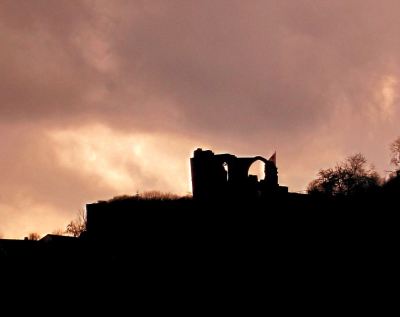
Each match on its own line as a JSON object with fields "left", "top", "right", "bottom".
{"left": 190, "top": 148, "right": 288, "bottom": 200}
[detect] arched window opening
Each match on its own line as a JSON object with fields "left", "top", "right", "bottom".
{"left": 248, "top": 160, "right": 266, "bottom": 181}
{"left": 223, "top": 162, "right": 229, "bottom": 181}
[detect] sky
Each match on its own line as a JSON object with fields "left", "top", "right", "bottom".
{"left": 1, "top": 0, "right": 400, "bottom": 238}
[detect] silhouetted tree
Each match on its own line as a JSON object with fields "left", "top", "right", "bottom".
{"left": 381, "top": 138, "right": 400, "bottom": 193}
{"left": 108, "top": 191, "right": 183, "bottom": 202}
{"left": 390, "top": 137, "right": 400, "bottom": 169}
{"left": 140, "top": 190, "right": 180, "bottom": 200}
{"left": 65, "top": 209, "right": 87, "bottom": 237}
{"left": 383, "top": 171, "right": 400, "bottom": 192}
{"left": 27, "top": 232, "right": 41, "bottom": 240}
{"left": 308, "top": 153, "right": 380, "bottom": 196}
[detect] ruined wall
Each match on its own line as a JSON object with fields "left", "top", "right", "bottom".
{"left": 190, "top": 148, "right": 287, "bottom": 201}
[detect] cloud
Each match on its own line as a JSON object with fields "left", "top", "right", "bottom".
{"left": 48, "top": 124, "right": 196, "bottom": 195}
{"left": 0, "top": 122, "right": 199, "bottom": 238}
{"left": 1, "top": 0, "right": 400, "bottom": 237}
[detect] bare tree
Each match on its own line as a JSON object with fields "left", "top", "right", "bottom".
{"left": 308, "top": 153, "right": 380, "bottom": 196}
{"left": 108, "top": 191, "right": 182, "bottom": 202}
{"left": 390, "top": 137, "right": 400, "bottom": 169}
{"left": 140, "top": 190, "right": 180, "bottom": 200}
{"left": 65, "top": 209, "right": 87, "bottom": 237}
{"left": 27, "top": 232, "right": 41, "bottom": 240}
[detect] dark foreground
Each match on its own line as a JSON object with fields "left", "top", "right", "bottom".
{"left": 2, "top": 194, "right": 397, "bottom": 312}
{"left": 1, "top": 193, "right": 397, "bottom": 267}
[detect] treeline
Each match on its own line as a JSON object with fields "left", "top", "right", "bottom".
{"left": 307, "top": 137, "right": 400, "bottom": 197}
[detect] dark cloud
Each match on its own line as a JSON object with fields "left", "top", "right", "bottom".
{"left": 1, "top": 0, "right": 400, "bottom": 237}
